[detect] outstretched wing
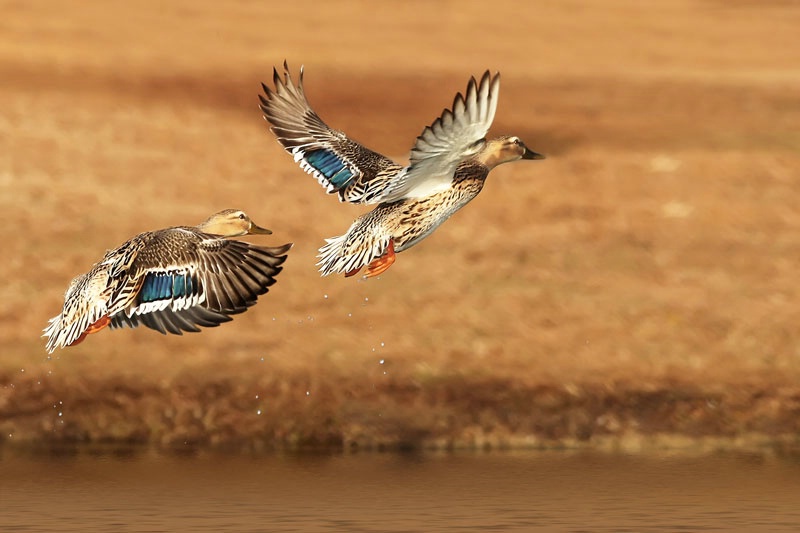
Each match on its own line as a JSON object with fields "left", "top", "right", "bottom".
{"left": 111, "top": 231, "right": 291, "bottom": 335}
{"left": 259, "top": 62, "right": 404, "bottom": 204}
{"left": 379, "top": 71, "right": 500, "bottom": 202}
{"left": 109, "top": 303, "right": 233, "bottom": 335}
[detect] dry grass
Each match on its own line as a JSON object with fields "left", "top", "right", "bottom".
{"left": 1, "top": 0, "right": 800, "bottom": 451}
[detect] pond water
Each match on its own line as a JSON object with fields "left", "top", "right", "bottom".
{"left": 1, "top": 447, "right": 799, "bottom": 532}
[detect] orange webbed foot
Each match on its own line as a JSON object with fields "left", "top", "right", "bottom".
{"left": 69, "top": 331, "right": 89, "bottom": 346}
{"left": 345, "top": 266, "right": 363, "bottom": 278}
{"left": 86, "top": 315, "right": 111, "bottom": 334}
{"left": 68, "top": 315, "right": 111, "bottom": 347}
{"left": 364, "top": 240, "right": 396, "bottom": 278}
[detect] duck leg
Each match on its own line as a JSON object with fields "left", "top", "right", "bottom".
{"left": 344, "top": 266, "right": 363, "bottom": 278}
{"left": 364, "top": 240, "right": 396, "bottom": 278}
{"left": 68, "top": 315, "right": 111, "bottom": 346}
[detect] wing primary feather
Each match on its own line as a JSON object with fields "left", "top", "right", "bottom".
{"left": 140, "top": 313, "right": 168, "bottom": 335}
{"left": 166, "top": 309, "right": 201, "bottom": 333}
{"left": 226, "top": 269, "right": 259, "bottom": 305}
{"left": 183, "top": 307, "right": 232, "bottom": 328}
{"left": 260, "top": 62, "right": 403, "bottom": 204}
{"left": 157, "top": 311, "right": 183, "bottom": 335}
{"left": 381, "top": 70, "right": 502, "bottom": 202}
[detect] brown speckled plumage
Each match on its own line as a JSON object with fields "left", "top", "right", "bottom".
{"left": 43, "top": 210, "right": 291, "bottom": 353}
{"left": 260, "top": 63, "right": 544, "bottom": 277}
{"left": 317, "top": 161, "right": 490, "bottom": 275}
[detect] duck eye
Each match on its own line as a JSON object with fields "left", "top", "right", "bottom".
{"left": 512, "top": 138, "right": 520, "bottom": 145}
{"left": 238, "top": 213, "right": 246, "bottom": 220}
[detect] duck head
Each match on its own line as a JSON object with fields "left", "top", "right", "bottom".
{"left": 476, "top": 136, "right": 545, "bottom": 169}
{"left": 198, "top": 209, "right": 273, "bottom": 237}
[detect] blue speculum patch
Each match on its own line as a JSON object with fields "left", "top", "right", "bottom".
{"left": 141, "top": 273, "right": 190, "bottom": 302}
{"left": 172, "top": 274, "right": 187, "bottom": 298}
{"left": 330, "top": 167, "right": 354, "bottom": 187}
{"left": 306, "top": 149, "right": 353, "bottom": 187}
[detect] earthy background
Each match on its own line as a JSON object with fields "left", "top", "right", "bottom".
{"left": 1, "top": 0, "right": 799, "bottom": 451}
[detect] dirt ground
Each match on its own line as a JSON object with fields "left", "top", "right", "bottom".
{"left": 1, "top": 1, "right": 799, "bottom": 452}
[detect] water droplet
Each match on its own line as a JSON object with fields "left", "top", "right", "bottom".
{"left": 323, "top": 294, "right": 329, "bottom": 299}
{"left": 256, "top": 409, "right": 262, "bottom": 415}
{"left": 260, "top": 357, "right": 264, "bottom": 362}
{"left": 58, "top": 412, "right": 62, "bottom": 417}
{"left": 255, "top": 394, "right": 259, "bottom": 399}
{"left": 379, "top": 359, "right": 385, "bottom": 365}
{"left": 20, "top": 368, "right": 25, "bottom": 373}
{"left": 380, "top": 342, "right": 385, "bottom": 347}
{"left": 364, "top": 297, "right": 369, "bottom": 302}
{"left": 306, "top": 391, "right": 310, "bottom": 396}
{"left": 347, "top": 313, "right": 352, "bottom": 318}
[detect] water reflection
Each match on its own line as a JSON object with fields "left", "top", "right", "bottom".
{"left": 2, "top": 447, "right": 800, "bottom": 532}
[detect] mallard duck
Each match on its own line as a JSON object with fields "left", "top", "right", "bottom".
{"left": 259, "top": 62, "right": 544, "bottom": 278}
{"left": 43, "top": 209, "right": 292, "bottom": 353}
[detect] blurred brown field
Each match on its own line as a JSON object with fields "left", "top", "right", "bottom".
{"left": 1, "top": 0, "right": 799, "bottom": 451}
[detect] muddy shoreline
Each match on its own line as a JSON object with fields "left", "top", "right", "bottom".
{"left": 3, "top": 369, "right": 799, "bottom": 453}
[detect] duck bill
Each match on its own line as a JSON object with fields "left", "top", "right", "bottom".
{"left": 522, "top": 148, "right": 546, "bottom": 160}
{"left": 248, "top": 223, "right": 273, "bottom": 235}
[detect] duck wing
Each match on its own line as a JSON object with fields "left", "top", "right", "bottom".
{"left": 109, "top": 304, "right": 233, "bottom": 335}
{"left": 379, "top": 71, "right": 500, "bottom": 202}
{"left": 259, "top": 62, "right": 405, "bottom": 205}
{"left": 110, "top": 228, "right": 291, "bottom": 335}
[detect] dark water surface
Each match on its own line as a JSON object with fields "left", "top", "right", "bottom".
{"left": 2, "top": 447, "right": 799, "bottom": 532}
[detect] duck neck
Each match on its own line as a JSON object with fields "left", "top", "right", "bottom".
{"left": 453, "top": 160, "right": 490, "bottom": 185}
